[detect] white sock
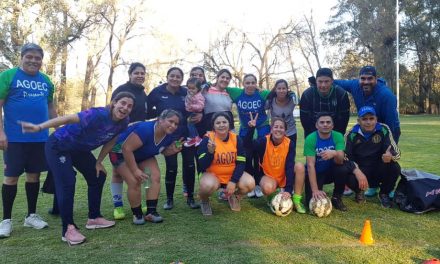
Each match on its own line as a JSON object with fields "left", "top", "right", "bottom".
{"left": 111, "top": 182, "right": 124, "bottom": 207}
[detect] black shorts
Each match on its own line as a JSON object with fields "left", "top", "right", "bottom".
{"left": 3, "top": 142, "right": 47, "bottom": 177}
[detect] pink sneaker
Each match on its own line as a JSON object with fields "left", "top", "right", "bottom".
{"left": 195, "top": 136, "right": 203, "bottom": 147}
{"left": 85, "top": 217, "right": 115, "bottom": 230}
{"left": 62, "top": 225, "right": 85, "bottom": 246}
{"left": 184, "top": 137, "right": 197, "bottom": 147}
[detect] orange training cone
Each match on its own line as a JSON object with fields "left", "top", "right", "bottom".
{"left": 359, "top": 220, "right": 374, "bottom": 245}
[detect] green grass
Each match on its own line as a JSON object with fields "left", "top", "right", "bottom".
{"left": 1, "top": 115, "right": 440, "bottom": 263}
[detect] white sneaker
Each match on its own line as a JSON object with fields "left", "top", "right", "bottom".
{"left": 24, "top": 214, "right": 48, "bottom": 229}
{"left": 247, "top": 189, "right": 256, "bottom": 198}
{"left": 254, "top": 185, "right": 264, "bottom": 198}
{"left": 0, "top": 219, "right": 12, "bottom": 238}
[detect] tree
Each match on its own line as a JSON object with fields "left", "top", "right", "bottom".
{"left": 0, "top": 0, "right": 40, "bottom": 66}
{"left": 203, "top": 27, "right": 246, "bottom": 86}
{"left": 39, "top": 0, "right": 105, "bottom": 114}
{"left": 101, "top": 0, "right": 145, "bottom": 104}
{"left": 324, "top": 0, "right": 397, "bottom": 91}
{"left": 401, "top": 0, "right": 440, "bottom": 113}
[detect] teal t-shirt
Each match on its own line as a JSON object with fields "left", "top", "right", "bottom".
{"left": 0, "top": 67, "right": 54, "bottom": 142}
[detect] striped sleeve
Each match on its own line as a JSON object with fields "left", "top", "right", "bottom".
{"left": 230, "top": 136, "right": 246, "bottom": 183}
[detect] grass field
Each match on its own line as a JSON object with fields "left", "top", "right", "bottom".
{"left": 1, "top": 115, "right": 439, "bottom": 264}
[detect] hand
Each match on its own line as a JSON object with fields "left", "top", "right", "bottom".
{"left": 188, "top": 113, "right": 202, "bottom": 123}
{"left": 382, "top": 145, "right": 392, "bottom": 163}
{"left": 133, "top": 168, "right": 148, "bottom": 183}
{"left": 247, "top": 112, "right": 258, "bottom": 128}
{"left": 95, "top": 162, "right": 107, "bottom": 178}
{"left": 281, "top": 191, "right": 291, "bottom": 200}
{"left": 225, "top": 181, "right": 237, "bottom": 196}
{"left": 0, "top": 130, "right": 8, "bottom": 150}
{"left": 19, "top": 121, "right": 42, "bottom": 133}
{"left": 312, "top": 190, "right": 327, "bottom": 200}
{"left": 207, "top": 137, "right": 216, "bottom": 154}
{"left": 319, "top": 150, "right": 335, "bottom": 160}
{"left": 356, "top": 173, "right": 369, "bottom": 191}
{"left": 353, "top": 166, "right": 369, "bottom": 191}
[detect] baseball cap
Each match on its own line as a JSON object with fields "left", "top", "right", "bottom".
{"left": 359, "top": 66, "right": 376, "bottom": 76}
{"left": 358, "top": 106, "right": 376, "bottom": 117}
{"left": 21, "top": 43, "right": 44, "bottom": 58}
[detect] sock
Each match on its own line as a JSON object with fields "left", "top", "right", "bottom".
{"left": 292, "top": 194, "right": 302, "bottom": 204}
{"left": 146, "top": 199, "right": 158, "bottom": 214}
{"left": 111, "top": 182, "right": 124, "bottom": 207}
{"left": 25, "top": 181, "right": 40, "bottom": 216}
{"left": 2, "top": 184, "right": 17, "bottom": 220}
{"left": 131, "top": 206, "right": 143, "bottom": 218}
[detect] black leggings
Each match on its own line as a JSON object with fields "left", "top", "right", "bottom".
{"left": 164, "top": 146, "right": 196, "bottom": 199}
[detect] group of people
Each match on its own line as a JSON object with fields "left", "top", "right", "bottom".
{"left": 0, "top": 43, "right": 402, "bottom": 246}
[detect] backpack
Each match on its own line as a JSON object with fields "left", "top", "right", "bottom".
{"left": 393, "top": 169, "right": 440, "bottom": 214}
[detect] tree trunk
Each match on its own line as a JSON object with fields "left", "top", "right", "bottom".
{"left": 81, "top": 55, "right": 94, "bottom": 110}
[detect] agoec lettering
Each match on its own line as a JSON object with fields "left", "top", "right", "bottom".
{"left": 237, "top": 100, "right": 262, "bottom": 110}
{"left": 16, "top": 80, "right": 48, "bottom": 91}
{"left": 214, "top": 152, "right": 237, "bottom": 165}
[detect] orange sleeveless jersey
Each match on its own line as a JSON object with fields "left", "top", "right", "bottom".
{"left": 206, "top": 131, "right": 238, "bottom": 184}
{"left": 261, "top": 135, "right": 291, "bottom": 188}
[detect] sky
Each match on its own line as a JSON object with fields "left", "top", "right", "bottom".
{"left": 71, "top": 0, "right": 339, "bottom": 102}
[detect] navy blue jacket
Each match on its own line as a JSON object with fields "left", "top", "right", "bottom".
{"left": 147, "top": 83, "right": 188, "bottom": 138}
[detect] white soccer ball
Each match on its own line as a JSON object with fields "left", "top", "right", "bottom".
{"left": 270, "top": 193, "right": 293, "bottom": 217}
{"left": 309, "top": 196, "right": 332, "bottom": 218}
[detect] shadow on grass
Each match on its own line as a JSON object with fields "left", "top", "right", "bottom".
{"left": 325, "top": 223, "right": 359, "bottom": 239}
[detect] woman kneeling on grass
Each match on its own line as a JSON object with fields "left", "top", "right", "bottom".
{"left": 20, "top": 92, "right": 135, "bottom": 246}
{"left": 244, "top": 117, "right": 306, "bottom": 214}
{"left": 197, "top": 112, "right": 255, "bottom": 216}
{"left": 108, "top": 109, "right": 182, "bottom": 225}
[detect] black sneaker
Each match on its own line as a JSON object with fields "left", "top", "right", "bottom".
{"left": 331, "top": 196, "right": 348, "bottom": 211}
{"left": 163, "top": 199, "right": 174, "bottom": 210}
{"left": 144, "top": 211, "right": 163, "bottom": 223}
{"left": 187, "top": 197, "right": 200, "bottom": 209}
{"left": 379, "top": 193, "right": 392, "bottom": 208}
{"left": 48, "top": 208, "right": 59, "bottom": 215}
{"left": 355, "top": 191, "right": 366, "bottom": 204}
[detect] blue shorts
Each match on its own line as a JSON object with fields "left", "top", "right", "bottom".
{"left": 3, "top": 142, "right": 47, "bottom": 177}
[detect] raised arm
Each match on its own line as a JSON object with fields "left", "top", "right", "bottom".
{"left": 20, "top": 114, "right": 80, "bottom": 133}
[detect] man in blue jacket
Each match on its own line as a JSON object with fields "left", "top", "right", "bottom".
{"left": 333, "top": 66, "right": 400, "bottom": 143}
{"left": 334, "top": 66, "right": 400, "bottom": 198}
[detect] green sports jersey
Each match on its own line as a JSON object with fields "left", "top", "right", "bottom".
{"left": 304, "top": 131, "right": 345, "bottom": 173}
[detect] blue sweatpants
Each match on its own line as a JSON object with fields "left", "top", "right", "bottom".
{"left": 45, "top": 135, "right": 106, "bottom": 236}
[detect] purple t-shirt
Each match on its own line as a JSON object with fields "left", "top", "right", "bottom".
{"left": 113, "top": 120, "right": 174, "bottom": 162}
{"left": 53, "top": 107, "right": 129, "bottom": 151}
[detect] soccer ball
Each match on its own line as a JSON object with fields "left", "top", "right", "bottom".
{"left": 309, "top": 196, "right": 332, "bottom": 217}
{"left": 270, "top": 193, "right": 293, "bottom": 217}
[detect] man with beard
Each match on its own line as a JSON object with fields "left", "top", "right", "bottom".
{"left": 333, "top": 66, "right": 400, "bottom": 143}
